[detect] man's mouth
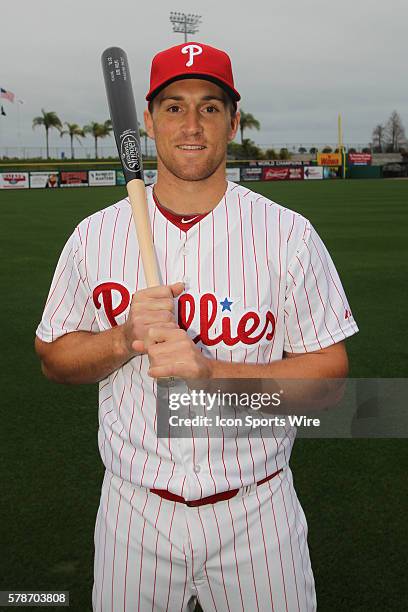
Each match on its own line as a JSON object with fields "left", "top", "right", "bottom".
{"left": 176, "top": 145, "right": 206, "bottom": 150}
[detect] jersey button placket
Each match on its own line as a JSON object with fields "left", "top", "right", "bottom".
{"left": 181, "top": 233, "right": 190, "bottom": 286}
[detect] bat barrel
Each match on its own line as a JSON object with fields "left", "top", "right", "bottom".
{"left": 101, "top": 47, "right": 144, "bottom": 183}
{"left": 101, "top": 46, "right": 159, "bottom": 287}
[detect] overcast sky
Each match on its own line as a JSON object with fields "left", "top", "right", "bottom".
{"left": 0, "top": 0, "right": 407, "bottom": 155}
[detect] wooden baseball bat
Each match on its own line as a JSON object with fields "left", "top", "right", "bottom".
{"left": 101, "top": 47, "right": 180, "bottom": 398}
{"left": 101, "top": 46, "right": 160, "bottom": 287}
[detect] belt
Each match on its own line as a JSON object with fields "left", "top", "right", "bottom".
{"left": 150, "top": 468, "right": 283, "bottom": 507}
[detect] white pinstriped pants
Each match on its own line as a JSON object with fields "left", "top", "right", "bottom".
{"left": 92, "top": 468, "right": 316, "bottom": 611}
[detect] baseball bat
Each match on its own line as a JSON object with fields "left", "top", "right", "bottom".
{"left": 102, "top": 47, "right": 178, "bottom": 395}
{"left": 101, "top": 46, "right": 160, "bottom": 287}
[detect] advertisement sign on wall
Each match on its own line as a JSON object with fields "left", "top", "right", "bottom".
{"left": 304, "top": 166, "right": 323, "bottom": 180}
{"left": 240, "top": 167, "right": 263, "bottom": 181}
{"left": 317, "top": 153, "right": 342, "bottom": 166}
{"left": 116, "top": 170, "right": 126, "bottom": 186}
{"left": 348, "top": 153, "right": 372, "bottom": 165}
{"left": 263, "top": 167, "right": 290, "bottom": 181}
{"left": 323, "top": 166, "right": 340, "bottom": 179}
{"left": 0, "top": 172, "right": 29, "bottom": 189}
{"left": 226, "top": 167, "right": 240, "bottom": 182}
{"left": 60, "top": 171, "right": 88, "bottom": 187}
{"left": 88, "top": 170, "right": 116, "bottom": 186}
{"left": 262, "top": 167, "right": 304, "bottom": 181}
{"left": 30, "top": 172, "right": 59, "bottom": 188}
{"left": 288, "top": 167, "right": 304, "bottom": 180}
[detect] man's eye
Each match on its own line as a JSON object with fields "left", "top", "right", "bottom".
{"left": 167, "top": 105, "right": 181, "bottom": 113}
{"left": 204, "top": 105, "right": 218, "bottom": 113}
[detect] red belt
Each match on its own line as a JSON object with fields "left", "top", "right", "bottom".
{"left": 150, "top": 469, "right": 283, "bottom": 507}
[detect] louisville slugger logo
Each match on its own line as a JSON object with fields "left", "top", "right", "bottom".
{"left": 120, "top": 130, "right": 140, "bottom": 173}
{"left": 181, "top": 44, "right": 203, "bottom": 67}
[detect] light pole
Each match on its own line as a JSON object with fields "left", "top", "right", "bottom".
{"left": 169, "top": 12, "right": 202, "bottom": 43}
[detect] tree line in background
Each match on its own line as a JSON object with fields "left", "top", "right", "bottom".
{"left": 31, "top": 108, "right": 407, "bottom": 160}
{"left": 371, "top": 111, "right": 407, "bottom": 153}
{"left": 32, "top": 110, "right": 114, "bottom": 159}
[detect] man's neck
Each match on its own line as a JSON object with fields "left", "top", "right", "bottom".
{"left": 152, "top": 162, "right": 228, "bottom": 215}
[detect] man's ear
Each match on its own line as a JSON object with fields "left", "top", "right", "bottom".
{"left": 228, "top": 110, "right": 240, "bottom": 143}
{"left": 144, "top": 108, "right": 155, "bottom": 140}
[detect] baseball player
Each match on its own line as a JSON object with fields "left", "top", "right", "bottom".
{"left": 35, "top": 42, "right": 358, "bottom": 611}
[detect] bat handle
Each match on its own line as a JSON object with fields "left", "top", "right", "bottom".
{"left": 127, "top": 179, "right": 160, "bottom": 286}
{"left": 126, "top": 179, "right": 182, "bottom": 391}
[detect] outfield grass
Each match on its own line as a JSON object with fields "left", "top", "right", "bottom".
{"left": 1, "top": 179, "right": 407, "bottom": 611}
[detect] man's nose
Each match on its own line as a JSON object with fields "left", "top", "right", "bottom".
{"left": 182, "top": 109, "right": 203, "bottom": 135}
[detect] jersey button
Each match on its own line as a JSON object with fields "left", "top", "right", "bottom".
{"left": 182, "top": 247, "right": 189, "bottom": 255}
{"left": 193, "top": 464, "right": 201, "bottom": 474}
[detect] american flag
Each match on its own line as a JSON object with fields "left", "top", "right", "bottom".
{"left": 0, "top": 87, "right": 15, "bottom": 103}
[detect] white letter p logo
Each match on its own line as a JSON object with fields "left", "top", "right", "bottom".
{"left": 181, "top": 44, "right": 203, "bottom": 67}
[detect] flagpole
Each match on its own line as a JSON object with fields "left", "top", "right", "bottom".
{"left": 16, "top": 101, "right": 22, "bottom": 157}
{"left": 1, "top": 87, "right": 16, "bottom": 158}
{"left": 338, "top": 113, "right": 346, "bottom": 179}
{"left": 0, "top": 104, "right": 5, "bottom": 159}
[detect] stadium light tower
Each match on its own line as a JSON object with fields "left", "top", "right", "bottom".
{"left": 169, "top": 12, "right": 202, "bottom": 43}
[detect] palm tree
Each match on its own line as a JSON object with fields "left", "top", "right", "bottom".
{"left": 83, "top": 120, "right": 112, "bottom": 159}
{"left": 239, "top": 110, "right": 260, "bottom": 144}
{"left": 60, "top": 122, "right": 85, "bottom": 159}
{"left": 32, "top": 109, "right": 63, "bottom": 159}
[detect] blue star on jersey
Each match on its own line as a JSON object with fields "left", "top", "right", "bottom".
{"left": 220, "top": 297, "right": 233, "bottom": 312}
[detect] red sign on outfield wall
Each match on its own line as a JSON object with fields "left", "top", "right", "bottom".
{"left": 348, "top": 153, "right": 372, "bottom": 165}
{"left": 262, "top": 167, "right": 304, "bottom": 181}
{"left": 60, "top": 171, "right": 88, "bottom": 187}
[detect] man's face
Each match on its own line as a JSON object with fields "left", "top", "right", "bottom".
{"left": 144, "top": 79, "right": 240, "bottom": 182}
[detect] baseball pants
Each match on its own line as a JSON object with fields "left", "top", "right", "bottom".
{"left": 92, "top": 468, "right": 316, "bottom": 611}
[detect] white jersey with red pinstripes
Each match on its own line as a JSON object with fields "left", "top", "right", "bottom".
{"left": 36, "top": 181, "right": 358, "bottom": 500}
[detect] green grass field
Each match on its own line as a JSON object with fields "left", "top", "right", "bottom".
{"left": 1, "top": 179, "right": 407, "bottom": 611}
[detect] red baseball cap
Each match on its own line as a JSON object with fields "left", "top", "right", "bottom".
{"left": 146, "top": 42, "right": 240, "bottom": 104}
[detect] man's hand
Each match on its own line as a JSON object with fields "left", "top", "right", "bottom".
{"left": 121, "top": 282, "right": 184, "bottom": 355}
{"left": 35, "top": 281, "right": 185, "bottom": 385}
{"left": 146, "top": 327, "right": 213, "bottom": 380}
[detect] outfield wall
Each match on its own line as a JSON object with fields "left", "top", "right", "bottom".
{"left": 0, "top": 162, "right": 324, "bottom": 190}
{"left": 1, "top": 161, "right": 389, "bottom": 189}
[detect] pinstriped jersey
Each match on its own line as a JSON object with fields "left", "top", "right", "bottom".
{"left": 36, "top": 181, "right": 358, "bottom": 499}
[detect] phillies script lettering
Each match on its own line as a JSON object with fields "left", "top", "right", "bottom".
{"left": 92, "top": 283, "right": 276, "bottom": 346}
{"left": 178, "top": 293, "right": 275, "bottom": 346}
